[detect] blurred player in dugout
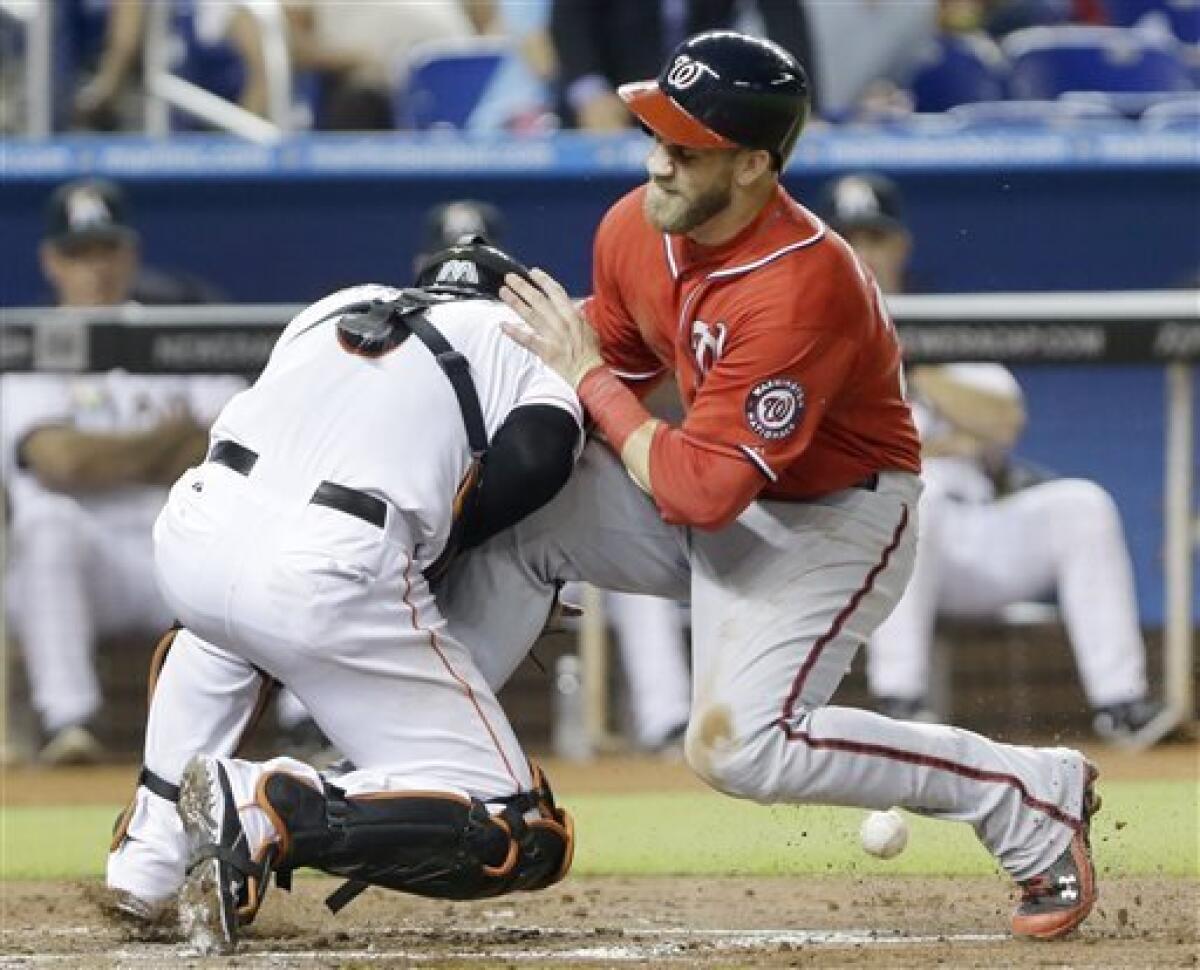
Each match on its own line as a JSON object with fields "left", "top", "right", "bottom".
{"left": 820, "top": 172, "right": 1170, "bottom": 748}
{"left": 1, "top": 178, "right": 243, "bottom": 766}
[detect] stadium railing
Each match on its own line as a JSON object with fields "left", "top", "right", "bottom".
{"left": 2, "top": 290, "right": 1196, "bottom": 745}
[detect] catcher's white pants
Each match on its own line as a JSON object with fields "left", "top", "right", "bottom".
{"left": 108, "top": 459, "right": 534, "bottom": 904}
{"left": 4, "top": 491, "right": 172, "bottom": 733}
{"left": 868, "top": 478, "right": 1149, "bottom": 708}
{"left": 439, "top": 441, "right": 1089, "bottom": 881}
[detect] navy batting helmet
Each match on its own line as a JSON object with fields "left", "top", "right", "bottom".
{"left": 618, "top": 30, "right": 810, "bottom": 169}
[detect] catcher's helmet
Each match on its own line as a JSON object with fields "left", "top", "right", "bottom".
{"left": 619, "top": 30, "right": 810, "bottom": 169}
{"left": 415, "top": 235, "right": 534, "bottom": 300}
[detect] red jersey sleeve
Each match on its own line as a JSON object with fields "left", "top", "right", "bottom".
{"left": 586, "top": 197, "right": 667, "bottom": 393}
{"left": 681, "top": 319, "right": 858, "bottom": 479}
{"left": 647, "top": 322, "right": 857, "bottom": 528}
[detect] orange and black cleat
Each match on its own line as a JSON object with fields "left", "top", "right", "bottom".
{"left": 1011, "top": 759, "right": 1101, "bottom": 940}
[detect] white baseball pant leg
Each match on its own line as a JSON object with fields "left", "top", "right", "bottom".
{"left": 5, "top": 492, "right": 172, "bottom": 733}
{"left": 106, "top": 627, "right": 268, "bottom": 904}
{"left": 440, "top": 440, "right": 1088, "bottom": 880}
{"left": 870, "top": 478, "right": 1149, "bottom": 708}
{"left": 153, "top": 461, "right": 534, "bottom": 803}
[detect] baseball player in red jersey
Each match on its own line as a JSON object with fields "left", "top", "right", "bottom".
{"left": 439, "top": 30, "right": 1100, "bottom": 940}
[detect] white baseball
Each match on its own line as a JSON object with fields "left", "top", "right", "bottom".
{"left": 860, "top": 809, "right": 909, "bottom": 859}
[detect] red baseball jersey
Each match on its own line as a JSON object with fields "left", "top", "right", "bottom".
{"left": 585, "top": 184, "right": 920, "bottom": 528}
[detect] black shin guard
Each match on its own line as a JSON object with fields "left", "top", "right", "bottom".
{"left": 258, "top": 765, "right": 574, "bottom": 911}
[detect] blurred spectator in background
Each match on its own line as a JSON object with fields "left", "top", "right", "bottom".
{"left": 804, "top": 0, "right": 937, "bottom": 118}
{"left": 68, "top": 0, "right": 145, "bottom": 130}
{"left": 176, "top": 0, "right": 284, "bottom": 122}
{"left": 284, "top": 0, "right": 486, "bottom": 129}
{"left": 414, "top": 198, "right": 507, "bottom": 276}
{"left": 821, "top": 171, "right": 1171, "bottom": 749}
{"left": 979, "top": 0, "right": 1108, "bottom": 39}
{"left": 551, "top": 0, "right": 815, "bottom": 130}
{"left": 68, "top": 0, "right": 281, "bottom": 129}
{"left": 468, "top": 0, "right": 561, "bottom": 132}
{"left": 2, "top": 178, "right": 243, "bottom": 765}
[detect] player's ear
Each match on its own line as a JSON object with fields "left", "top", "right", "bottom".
{"left": 734, "top": 149, "right": 773, "bottom": 188}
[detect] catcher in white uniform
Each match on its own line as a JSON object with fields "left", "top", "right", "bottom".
{"left": 105, "top": 240, "right": 582, "bottom": 952}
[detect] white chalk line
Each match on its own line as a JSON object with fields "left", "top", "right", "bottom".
{"left": 1, "top": 926, "right": 1012, "bottom": 965}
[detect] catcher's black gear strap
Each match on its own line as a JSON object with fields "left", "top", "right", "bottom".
{"left": 329, "top": 291, "right": 578, "bottom": 577}
{"left": 329, "top": 292, "right": 487, "bottom": 578}
{"left": 252, "top": 763, "right": 573, "bottom": 914}
{"left": 138, "top": 767, "right": 180, "bottom": 803}
{"left": 330, "top": 291, "right": 488, "bottom": 458}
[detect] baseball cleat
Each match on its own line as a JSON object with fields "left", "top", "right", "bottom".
{"left": 39, "top": 724, "right": 104, "bottom": 766}
{"left": 1093, "top": 698, "right": 1177, "bottom": 750}
{"left": 1011, "top": 758, "right": 1101, "bottom": 941}
{"left": 90, "top": 886, "right": 179, "bottom": 942}
{"left": 873, "top": 695, "right": 939, "bottom": 724}
{"left": 177, "top": 756, "right": 274, "bottom": 955}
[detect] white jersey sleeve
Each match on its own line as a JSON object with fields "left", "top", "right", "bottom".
{"left": 499, "top": 310, "right": 585, "bottom": 456}
{"left": 0, "top": 376, "right": 74, "bottom": 479}
{"left": 512, "top": 347, "right": 584, "bottom": 426}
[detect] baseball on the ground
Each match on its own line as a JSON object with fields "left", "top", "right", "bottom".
{"left": 860, "top": 808, "right": 909, "bottom": 859}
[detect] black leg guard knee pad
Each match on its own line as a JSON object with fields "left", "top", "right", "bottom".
{"left": 257, "top": 764, "right": 574, "bottom": 910}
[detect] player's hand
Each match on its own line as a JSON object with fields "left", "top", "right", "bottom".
{"left": 499, "top": 269, "right": 605, "bottom": 390}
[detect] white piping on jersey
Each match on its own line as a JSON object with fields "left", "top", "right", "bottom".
{"left": 705, "top": 224, "right": 826, "bottom": 280}
{"left": 661, "top": 220, "right": 825, "bottom": 285}
{"left": 671, "top": 226, "right": 827, "bottom": 364}
{"left": 739, "top": 444, "right": 778, "bottom": 482}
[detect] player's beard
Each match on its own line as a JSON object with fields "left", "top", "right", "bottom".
{"left": 644, "top": 178, "right": 733, "bottom": 234}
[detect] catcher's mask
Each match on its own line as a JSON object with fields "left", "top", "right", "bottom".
{"left": 415, "top": 235, "right": 534, "bottom": 300}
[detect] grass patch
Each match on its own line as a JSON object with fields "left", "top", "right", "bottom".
{"left": 3, "top": 780, "right": 1195, "bottom": 881}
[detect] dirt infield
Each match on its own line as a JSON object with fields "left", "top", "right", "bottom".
{"left": 2, "top": 873, "right": 1196, "bottom": 968}
{"left": 2, "top": 743, "right": 1197, "bottom": 968}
